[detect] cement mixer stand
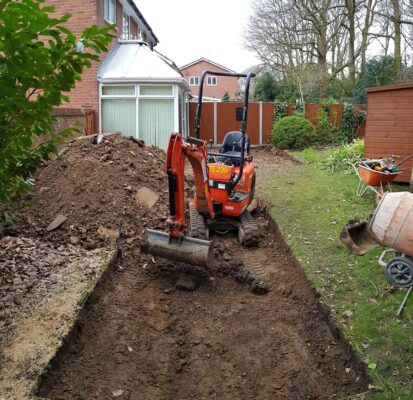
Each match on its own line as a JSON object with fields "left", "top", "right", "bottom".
{"left": 378, "top": 249, "right": 413, "bottom": 318}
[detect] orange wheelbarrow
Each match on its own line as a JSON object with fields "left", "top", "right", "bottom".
{"left": 353, "top": 163, "right": 401, "bottom": 197}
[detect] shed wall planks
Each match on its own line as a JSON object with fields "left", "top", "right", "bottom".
{"left": 365, "top": 86, "right": 413, "bottom": 183}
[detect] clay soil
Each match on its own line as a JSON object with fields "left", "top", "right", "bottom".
{"left": 4, "top": 138, "right": 369, "bottom": 399}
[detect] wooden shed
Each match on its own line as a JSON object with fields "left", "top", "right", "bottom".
{"left": 365, "top": 83, "right": 413, "bottom": 183}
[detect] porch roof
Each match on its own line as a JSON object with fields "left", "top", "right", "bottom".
{"left": 98, "top": 41, "right": 189, "bottom": 90}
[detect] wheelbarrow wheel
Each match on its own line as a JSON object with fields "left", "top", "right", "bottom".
{"left": 385, "top": 257, "right": 413, "bottom": 287}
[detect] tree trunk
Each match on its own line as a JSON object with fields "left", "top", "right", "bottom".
{"left": 360, "top": 0, "right": 374, "bottom": 71}
{"left": 318, "top": 25, "right": 329, "bottom": 98}
{"left": 346, "top": 0, "right": 356, "bottom": 85}
{"left": 392, "top": 0, "right": 402, "bottom": 81}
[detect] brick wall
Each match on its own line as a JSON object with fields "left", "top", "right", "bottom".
{"left": 131, "top": 19, "right": 138, "bottom": 38}
{"left": 44, "top": 0, "right": 133, "bottom": 133}
{"left": 51, "top": 108, "right": 85, "bottom": 133}
{"left": 180, "top": 60, "right": 240, "bottom": 101}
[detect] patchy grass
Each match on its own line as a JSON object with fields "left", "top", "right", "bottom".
{"left": 261, "top": 149, "right": 413, "bottom": 399}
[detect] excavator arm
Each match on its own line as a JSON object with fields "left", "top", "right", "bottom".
{"left": 166, "top": 133, "right": 214, "bottom": 238}
{"left": 142, "top": 133, "right": 214, "bottom": 267}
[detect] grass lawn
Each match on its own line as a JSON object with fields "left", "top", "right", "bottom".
{"left": 261, "top": 149, "right": 413, "bottom": 399}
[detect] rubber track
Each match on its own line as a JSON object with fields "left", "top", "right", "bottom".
{"left": 189, "top": 201, "right": 208, "bottom": 240}
{"left": 239, "top": 210, "right": 260, "bottom": 247}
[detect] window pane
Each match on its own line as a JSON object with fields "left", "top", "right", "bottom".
{"left": 140, "top": 85, "right": 173, "bottom": 96}
{"left": 109, "top": 0, "right": 115, "bottom": 23}
{"left": 102, "top": 99, "right": 136, "bottom": 136}
{"left": 102, "top": 86, "right": 135, "bottom": 96}
{"left": 122, "top": 12, "right": 129, "bottom": 39}
{"left": 139, "top": 99, "right": 174, "bottom": 150}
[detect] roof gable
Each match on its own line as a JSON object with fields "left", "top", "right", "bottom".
{"left": 180, "top": 58, "right": 236, "bottom": 73}
{"left": 98, "top": 42, "right": 188, "bottom": 88}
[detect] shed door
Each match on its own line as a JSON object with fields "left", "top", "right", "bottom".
{"left": 139, "top": 99, "right": 174, "bottom": 150}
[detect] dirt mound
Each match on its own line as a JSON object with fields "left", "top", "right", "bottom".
{"left": 7, "top": 134, "right": 169, "bottom": 251}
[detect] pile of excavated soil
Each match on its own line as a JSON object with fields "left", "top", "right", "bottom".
{"left": 8, "top": 134, "right": 170, "bottom": 251}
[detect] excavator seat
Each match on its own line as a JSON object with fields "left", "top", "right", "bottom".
{"left": 219, "top": 131, "right": 250, "bottom": 165}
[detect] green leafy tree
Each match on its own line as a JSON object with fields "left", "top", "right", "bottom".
{"left": 253, "top": 72, "right": 277, "bottom": 101}
{"left": 221, "top": 91, "right": 230, "bottom": 102}
{"left": 0, "top": 0, "right": 112, "bottom": 226}
{"left": 352, "top": 56, "right": 398, "bottom": 103}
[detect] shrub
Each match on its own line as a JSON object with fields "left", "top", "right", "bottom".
{"left": 273, "top": 102, "right": 288, "bottom": 122}
{"left": 315, "top": 108, "right": 339, "bottom": 144}
{"left": 272, "top": 116, "right": 315, "bottom": 150}
{"left": 321, "top": 139, "right": 365, "bottom": 172}
{"left": 338, "top": 103, "right": 367, "bottom": 144}
{"left": 0, "top": 1, "right": 112, "bottom": 228}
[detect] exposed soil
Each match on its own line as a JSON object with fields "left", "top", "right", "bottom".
{"left": 2, "top": 137, "right": 369, "bottom": 399}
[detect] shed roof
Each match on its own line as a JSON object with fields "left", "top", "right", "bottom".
{"left": 367, "top": 82, "right": 413, "bottom": 93}
{"left": 98, "top": 41, "right": 189, "bottom": 89}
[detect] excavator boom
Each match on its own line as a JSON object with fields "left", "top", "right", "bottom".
{"left": 142, "top": 133, "right": 213, "bottom": 267}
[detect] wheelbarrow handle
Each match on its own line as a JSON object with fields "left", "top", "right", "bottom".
{"left": 397, "top": 154, "right": 413, "bottom": 167}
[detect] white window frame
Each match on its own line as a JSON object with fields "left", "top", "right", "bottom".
{"left": 189, "top": 76, "right": 199, "bottom": 86}
{"left": 100, "top": 84, "right": 136, "bottom": 98}
{"left": 207, "top": 76, "right": 217, "bottom": 86}
{"left": 104, "top": 0, "right": 116, "bottom": 24}
{"left": 138, "top": 84, "right": 175, "bottom": 99}
{"left": 122, "top": 11, "right": 130, "bottom": 39}
{"left": 99, "top": 83, "right": 180, "bottom": 138}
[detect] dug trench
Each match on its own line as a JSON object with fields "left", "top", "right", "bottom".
{"left": 4, "top": 136, "right": 369, "bottom": 399}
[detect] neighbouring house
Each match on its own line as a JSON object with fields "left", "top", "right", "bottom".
{"left": 365, "top": 82, "right": 413, "bottom": 182}
{"left": 45, "top": 0, "right": 159, "bottom": 136}
{"left": 180, "top": 58, "right": 240, "bottom": 102}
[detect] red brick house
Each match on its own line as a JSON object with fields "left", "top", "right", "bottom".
{"left": 180, "top": 58, "right": 240, "bottom": 102}
{"left": 45, "top": 0, "right": 159, "bottom": 133}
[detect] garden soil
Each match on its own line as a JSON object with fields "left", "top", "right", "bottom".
{"left": 3, "top": 136, "right": 369, "bottom": 399}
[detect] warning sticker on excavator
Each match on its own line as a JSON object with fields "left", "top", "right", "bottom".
{"left": 209, "top": 165, "right": 229, "bottom": 174}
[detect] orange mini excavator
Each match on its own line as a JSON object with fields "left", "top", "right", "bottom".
{"left": 142, "top": 70, "right": 258, "bottom": 267}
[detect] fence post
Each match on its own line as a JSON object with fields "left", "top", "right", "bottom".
{"left": 213, "top": 102, "right": 217, "bottom": 144}
{"left": 259, "top": 101, "right": 263, "bottom": 145}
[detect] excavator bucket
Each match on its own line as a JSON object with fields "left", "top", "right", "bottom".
{"left": 339, "top": 219, "right": 379, "bottom": 255}
{"left": 142, "top": 229, "right": 213, "bottom": 267}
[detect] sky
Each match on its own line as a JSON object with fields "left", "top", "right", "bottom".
{"left": 136, "top": 0, "right": 260, "bottom": 72}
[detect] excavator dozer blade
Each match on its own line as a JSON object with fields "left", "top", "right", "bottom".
{"left": 142, "top": 229, "right": 213, "bottom": 267}
{"left": 339, "top": 219, "right": 379, "bottom": 255}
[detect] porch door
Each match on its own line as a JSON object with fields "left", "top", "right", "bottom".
{"left": 138, "top": 99, "right": 174, "bottom": 150}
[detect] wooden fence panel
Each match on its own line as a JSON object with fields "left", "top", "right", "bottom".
{"left": 217, "top": 102, "right": 260, "bottom": 144}
{"left": 189, "top": 102, "right": 367, "bottom": 145}
{"left": 84, "top": 110, "right": 96, "bottom": 135}
{"left": 305, "top": 103, "right": 321, "bottom": 125}
{"left": 329, "top": 104, "right": 344, "bottom": 126}
{"left": 188, "top": 102, "right": 214, "bottom": 142}
{"left": 262, "top": 103, "right": 275, "bottom": 144}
